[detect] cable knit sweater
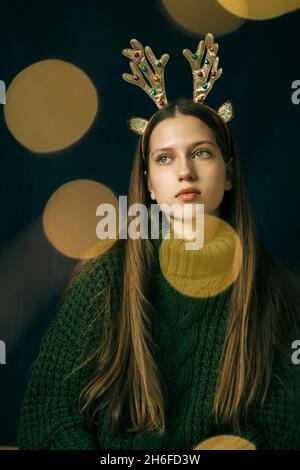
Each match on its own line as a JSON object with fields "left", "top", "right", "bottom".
{"left": 17, "top": 224, "right": 300, "bottom": 450}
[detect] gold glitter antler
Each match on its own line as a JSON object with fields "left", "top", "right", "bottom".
{"left": 183, "top": 33, "right": 222, "bottom": 104}
{"left": 122, "top": 38, "right": 170, "bottom": 109}
{"left": 122, "top": 34, "right": 234, "bottom": 135}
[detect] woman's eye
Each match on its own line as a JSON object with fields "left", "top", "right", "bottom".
{"left": 194, "top": 149, "right": 211, "bottom": 158}
{"left": 156, "top": 150, "right": 211, "bottom": 164}
{"left": 156, "top": 154, "right": 170, "bottom": 164}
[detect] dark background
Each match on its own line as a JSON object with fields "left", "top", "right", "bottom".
{"left": 0, "top": 0, "right": 299, "bottom": 445}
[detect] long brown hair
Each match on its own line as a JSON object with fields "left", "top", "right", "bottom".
{"left": 64, "top": 98, "right": 300, "bottom": 436}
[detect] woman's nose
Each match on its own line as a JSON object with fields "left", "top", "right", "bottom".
{"left": 178, "top": 158, "right": 197, "bottom": 181}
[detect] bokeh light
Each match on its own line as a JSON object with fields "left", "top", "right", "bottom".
{"left": 193, "top": 434, "right": 256, "bottom": 450}
{"left": 4, "top": 59, "right": 98, "bottom": 153}
{"left": 160, "top": 0, "right": 244, "bottom": 36}
{"left": 218, "top": 0, "right": 300, "bottom": 20}
{"left": 43, "top": 179, "right": 119, "bottom": 259}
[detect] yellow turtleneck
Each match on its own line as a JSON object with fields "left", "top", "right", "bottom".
{"left": 153, "top": 214, "right": 242, "bottom": 298}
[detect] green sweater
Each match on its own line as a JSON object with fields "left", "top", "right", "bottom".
{"left": 17, "top": 230, "right": 300, "bottom": 450}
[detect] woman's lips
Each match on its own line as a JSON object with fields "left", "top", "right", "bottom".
{"left": 177, "top": 192, "right": 200, "bottom": 202}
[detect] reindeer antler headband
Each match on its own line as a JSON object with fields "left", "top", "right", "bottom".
{"left": 121, "top": 33, "right": 234, "bottom": 151}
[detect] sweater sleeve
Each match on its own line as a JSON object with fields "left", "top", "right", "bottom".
{"left": 212, "top": 344, "right": 300, "bottom": 450}
{"left": 17, "top": 249, "right": 118, "bottom": 450}
{"left": 239, "top": 351, "right": 300, "bottom": 450}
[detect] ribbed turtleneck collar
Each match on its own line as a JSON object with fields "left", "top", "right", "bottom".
{"left": 150, "top": 216, "right": 239, "bottom": 298}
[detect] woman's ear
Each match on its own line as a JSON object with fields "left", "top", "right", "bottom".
{"left": 146, "top": 174, "right": 156, "bottom": 200}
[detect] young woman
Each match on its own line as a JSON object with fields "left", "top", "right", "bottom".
{"left": 17, "top": 98, "right": 300, "bottom": 450}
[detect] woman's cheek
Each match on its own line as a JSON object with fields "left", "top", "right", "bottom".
{"left": 204, "top": 184, "right": 225, "bottom": 212}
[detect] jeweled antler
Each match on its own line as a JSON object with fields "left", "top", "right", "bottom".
{"left": 121, "top": 34, "right": 234, "bottom": 135}
{"left": 183, "top": 32, "right": 223, "bottom": 104}
{"left": 122, "top": 38, "right": 170, "bottom": 109}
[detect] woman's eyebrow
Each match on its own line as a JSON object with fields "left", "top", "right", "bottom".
{"left": 151, "top": 140, "right": 216, "bottom": 157}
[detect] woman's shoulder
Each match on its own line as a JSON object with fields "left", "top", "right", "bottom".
{"left": 258, "top": 239, "right": 300, "bottom": 309}
{"left": 53, "top": 240, "right": 126, "bottom": 326}
{"left": 36, "top": 240, "right": 126, "bottom": 358}
{"left": 67, "top": 239, "right": 126, "bottom": 293}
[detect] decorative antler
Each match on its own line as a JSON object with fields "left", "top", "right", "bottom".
{"left": 122, "top": 38, "right": 170, "bottom": 109}
{"left": 121, "top": 34, "right": 234, "bottom": 135}
{"left": 183, "top": 32, "right": 223, "bottom": 104}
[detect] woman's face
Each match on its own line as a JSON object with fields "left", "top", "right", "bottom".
{"left": 146, "top": 114, "right": 232, "bottom": 222}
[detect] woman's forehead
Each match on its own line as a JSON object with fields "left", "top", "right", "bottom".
{"left": 149, "top": 115, "right": 215, "bottom": 150}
